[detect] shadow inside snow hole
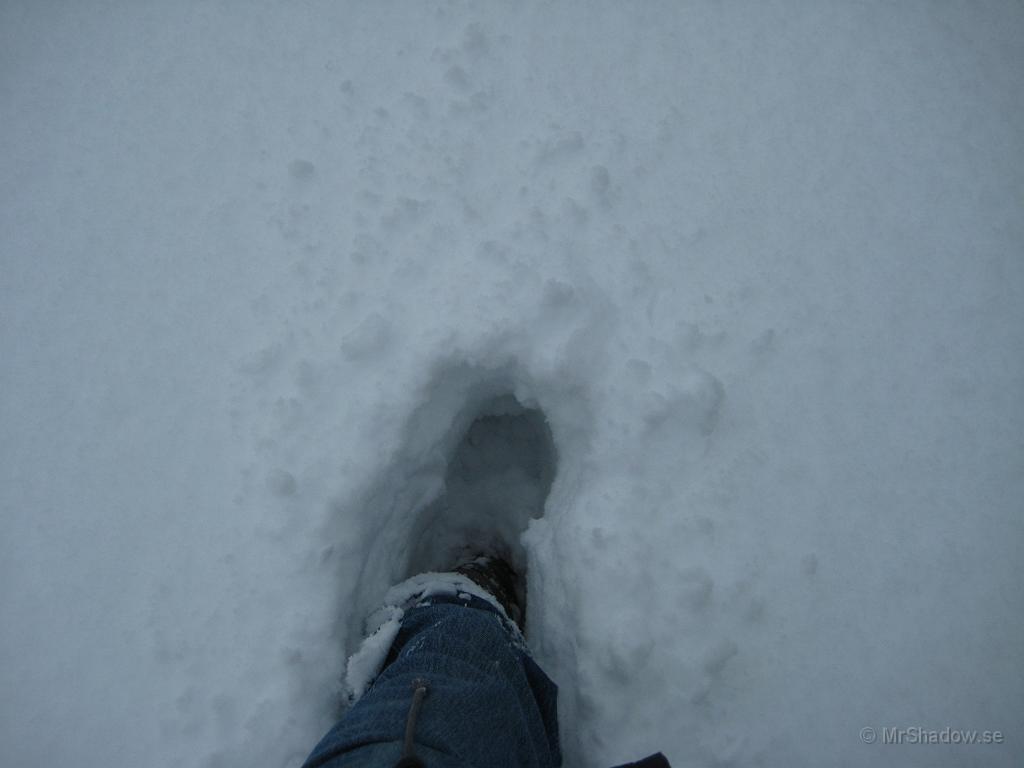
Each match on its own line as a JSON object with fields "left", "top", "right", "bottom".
{"left": 405, "top": 393, "right": 557, "bottom": 580}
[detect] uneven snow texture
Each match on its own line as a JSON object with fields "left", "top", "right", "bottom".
{"left": 2, "top": 2, "right": 1023, "bottom": 767}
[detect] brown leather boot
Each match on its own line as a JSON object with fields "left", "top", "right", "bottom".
{"left": 453, "top": 554, "right": 525, "bottom": 631}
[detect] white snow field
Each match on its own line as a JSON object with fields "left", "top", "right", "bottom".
{"left": 2, "top": 2, "right": 1022, "bottom": 767}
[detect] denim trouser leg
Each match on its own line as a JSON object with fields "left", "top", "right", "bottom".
{"left": 303, "top": 595, "right": 561, "bottom": 768}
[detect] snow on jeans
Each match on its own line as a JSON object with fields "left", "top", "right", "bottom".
{"left": 301, "top": 594, "right": 562, "bottom": 768}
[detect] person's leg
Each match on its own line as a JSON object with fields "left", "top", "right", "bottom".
{"left": 303, "top": 592, "right": 561, "bottom": 768}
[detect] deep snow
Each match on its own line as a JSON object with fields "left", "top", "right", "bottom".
{"left": 2, "top": 2, "right": 1022, "bottom": 767}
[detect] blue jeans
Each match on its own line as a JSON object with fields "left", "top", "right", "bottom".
{"left": 302, "top": 594, "right": 562, "bottom": 768}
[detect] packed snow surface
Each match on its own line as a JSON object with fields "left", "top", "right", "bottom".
{"left": 2, "top": 2, "right": 1022, "bottom": 767}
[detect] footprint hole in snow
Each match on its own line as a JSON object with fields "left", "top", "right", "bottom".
{"left": 332, "top": 358, "right": 586, "bottom": 652}
{"left": 405, "top": 392, "right": 557, "bottom": 580}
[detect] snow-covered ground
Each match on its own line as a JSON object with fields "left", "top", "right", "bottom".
{"left": 2, "top": 2, "right": 1022, "bottom": 766}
